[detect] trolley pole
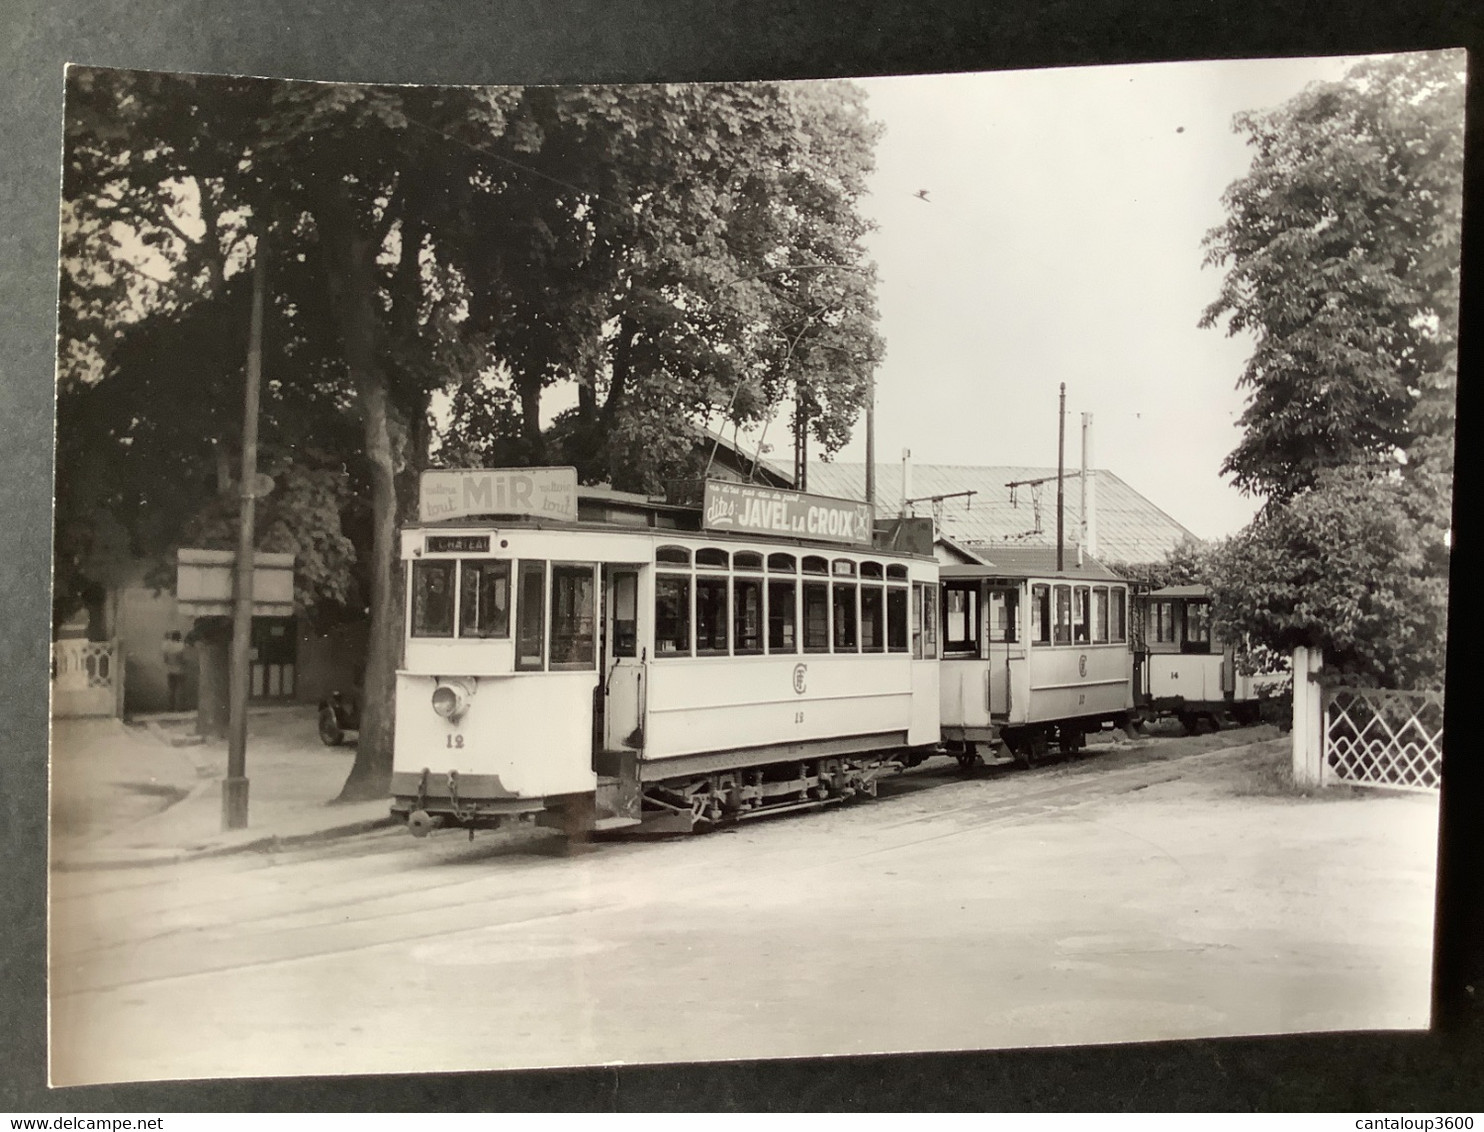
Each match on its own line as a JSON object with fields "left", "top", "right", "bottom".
{"left": 864, "top": 370, "right": 875, "bottom": 507}
{"left": 224, "top": 239, "right": 266, "bottom": 831}
{"left": 1056, "top": 383, "right": 1066, "bottom": 573}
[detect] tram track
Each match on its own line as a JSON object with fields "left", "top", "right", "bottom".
{"left": 51, "top": 733, "right": 1269, "bottom": 1000}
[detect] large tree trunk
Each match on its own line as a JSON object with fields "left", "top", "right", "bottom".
{"left": 317, "top": 206, "right": 404, "bottom": 802}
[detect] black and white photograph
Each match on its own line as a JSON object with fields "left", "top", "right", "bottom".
{"left": 42, "top": 48, "right": 1462, "bottom": 1094}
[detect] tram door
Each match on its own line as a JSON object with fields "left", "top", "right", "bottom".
{"left": 600, "top": 567, "right": 646, "bottom": 754}
{"left": 984, "top": 584, "right": 1020, "bottom": 716}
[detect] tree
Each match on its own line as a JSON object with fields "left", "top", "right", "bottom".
{"left": 1200, "top": 51, "right": 1464, "bottom": 501}
{"left": 58, "top": 69, "right": 886, "bottom": 801}
{"left": 442, "top": 80, "right": 884, "bottom": 493}
{"left": 1205, "top": 468, "right": 1448, "bottom": 688}
{"left": 1199, "top": 52, "right": 1462, "bottom": 686}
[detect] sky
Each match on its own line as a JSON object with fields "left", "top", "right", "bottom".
{"left": 804, "top": 55, "right": 1377, "bottom": 540}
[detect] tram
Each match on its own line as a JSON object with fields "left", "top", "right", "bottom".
{"left": 390, "top": 468, "right": 941, "bottom": 837}
{"left": 936, "top": 545, "right": 1137, "bottom": 767}
{"left": 1131, "top": 584, "right": 1282, "bottom": 732}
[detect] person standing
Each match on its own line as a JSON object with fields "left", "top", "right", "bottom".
{"left": 162, "top": 630, "right": 186, "bottom": 712}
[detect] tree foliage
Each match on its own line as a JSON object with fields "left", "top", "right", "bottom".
{"left": 1200, "top": 52, "right": 1461, "bottom": 687}
{"left": 57, "top": 68, "right": 885, "bottom": 798}
{"left": 1201, "top": 51, "right": 1464, "bottom": 501}
{"left": 1205, "top": 469, "right": 1449, "bottom": 688}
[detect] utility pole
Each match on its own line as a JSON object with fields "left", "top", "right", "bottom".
{"left": 1056, "top": 383, "right": 1066, "bottom": 573}
{"left": 224, "top": 239, "right": 266, "bottom": 831}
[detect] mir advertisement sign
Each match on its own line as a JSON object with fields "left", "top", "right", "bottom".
{"left": 703, "top": 481, "right": 874, "bottom": 547}
{"left": 419, "top": 467, "right": 579, "bottom": 524}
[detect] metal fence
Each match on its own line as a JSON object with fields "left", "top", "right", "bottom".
{"left": 1323, "top": 686, "right": 1443, "bottom": 792}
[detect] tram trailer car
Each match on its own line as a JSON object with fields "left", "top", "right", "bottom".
{"left": 936, "top": 549, "right": 1136, "bottom": 768}
{"left": 1132, "top": 584, "right": 1283, "bottom": 732}
{"left": 391, "top": 475, "right": 941, "bottom": 838}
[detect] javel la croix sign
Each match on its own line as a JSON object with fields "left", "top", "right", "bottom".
{"left": 703, "top": 481, "right": 874, "bottom": 547}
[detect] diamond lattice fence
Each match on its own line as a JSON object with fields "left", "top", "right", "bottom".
{"left": 1324, "top": 687, "right": 1444, "bottom": 792}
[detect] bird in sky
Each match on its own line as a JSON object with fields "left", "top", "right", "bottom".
{"left": 914, "top": 189, "right": 931, "bottom": 202}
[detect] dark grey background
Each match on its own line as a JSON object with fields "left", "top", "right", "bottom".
{"left": 4, "top": 0, "right": 1481, "bottom": 1111}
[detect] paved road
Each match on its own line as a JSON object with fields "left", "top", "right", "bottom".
{"left": 49, "top": 730, "right": 1439, "bottom": 1086}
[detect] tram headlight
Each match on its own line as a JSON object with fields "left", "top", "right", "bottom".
{"left": 431, "top": 677, "right": 477, "bottom": 722}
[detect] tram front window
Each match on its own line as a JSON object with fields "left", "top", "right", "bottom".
{"left": 515, "top": 561, "right": 546, "bottom": 670}
{"left": 459, "top": 559, "right": 510, "bottom": 638}
{"left": 988, "top": 587, "right": 1019, "bottom": 643}
{"left": 411, "top": 561, "right": 455, "bottom": 638}
{"left": 943, "top": 582, "right": 979, "bottom": 656}
{"left": 550, "top": 564, "right": 596, "bottom": 668}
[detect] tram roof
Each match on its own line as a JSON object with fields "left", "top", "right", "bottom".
{"left": 405, "top": 486, "right": 937, "bottom": 559}
{"left": 939, "top": 543, "right": 1123, "bottom": 583}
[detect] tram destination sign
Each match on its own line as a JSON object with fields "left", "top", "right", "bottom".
{"left": 419, "top": 466, "right": 579, "bottom": 524}
{"left": 702, "top": 481, "right": 874, "bottom": 547}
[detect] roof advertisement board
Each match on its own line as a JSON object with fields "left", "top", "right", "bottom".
{"left": 702, "top": 480, "right": 874, "bottom": 547}
{"left": 419, "top": 467, "right": 579, "bottom": 524}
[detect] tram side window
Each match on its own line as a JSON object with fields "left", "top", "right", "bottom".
{"left": 803, "top": 581, "right": 830, "bottom": 653}
{"left": 550, "top": 565, "right": 596, "bottom": 669}
{"left": 1092, "top": 586, "right": 1109, "bottom": 643}
{"left": 459, "top": 559, "right": 511, "bottom": 638}
{"left": 1112, "top": 587, "right": 1127, "bottom": 643}
{"left": 1073, "top": 586, "right": 1091, "bottom": 644}
{"left": 1053, "top": 585, "right": 1073, "bottom": 645}
{"left": 734, "top": 576, "right": 763, "bottom": 655}
{"left": 860, "top": 586, "right": 885, "bottom": 652}
{"left": 612, "top": 570, "right": 638, "bottom": 658}
{"left": 988, "top": 587, "right": 1019, "bottom": 643}
{"left": 922, "top": 583, "right": 939, "bottom": 659}
{"left": 1030, "top": 584, "right": 1051, "bottom": 645}
{"left": 768, "top": 579, "right": 797, "bottom": 653}
{"left": 943, "top": 583, "right": 980, "bottom": 655}
{"left": 887, "top": 586, "right": 908, "bottom": 652}
{"left": 1152, "top": 600, "right": 1176, "bottom": 644}
{"left": 1184, "top": 601, "right": 1213, "bottom": 654}
{"left": 515, "top": 561, "right": 546, "bottom": 670}
{"left": 833, "top": 582, "right": 859, "bottom": 652}
{"left": 655, "top": 575, "right": 692, "bottom": 656}
{"left": 696, "top": 576, "right": 730, "bottom": 655}
{"left": 411, "top": 561, "right": 456, "bottom": 638}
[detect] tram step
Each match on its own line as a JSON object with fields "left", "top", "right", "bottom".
{"left": 592, "top": 815, "right": 643, "bottom": 832}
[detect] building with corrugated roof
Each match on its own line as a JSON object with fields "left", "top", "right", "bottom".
{"left": 807, "top": 462, "right": 1201, "bottom": 565}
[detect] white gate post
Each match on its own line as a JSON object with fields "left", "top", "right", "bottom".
{"left": 1291, "top": 646, "right": 1324, "bottom": 787}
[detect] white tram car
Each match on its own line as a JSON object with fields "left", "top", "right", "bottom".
{"left": 935, "top": 546, "right": 1136, "bottom": 767}
{"left": 1132, "top": 584, "right": 1283, "bottom": 732}
{"left": 391, "top": 472, "right": 941, "bottom": 837}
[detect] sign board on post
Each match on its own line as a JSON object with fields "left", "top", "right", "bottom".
{"left": 419, "top": 467, "right": 579, "bottom": 524}
{"left": 702, "top": 480, "right": 875, "bottom": 547}
{"left": 175, "top": 549, "right": 295, "bottom": 618}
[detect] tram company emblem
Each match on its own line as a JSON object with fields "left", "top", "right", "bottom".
{"left": 1078, "top": 654, "right": 1088, "bottom": 678}
{"left": 793, "top": 663, "right": 808, "bottom": 695}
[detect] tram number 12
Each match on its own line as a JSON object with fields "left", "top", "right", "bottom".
{"left": 446, "top": 734, "right": 465, "bottom": 749}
